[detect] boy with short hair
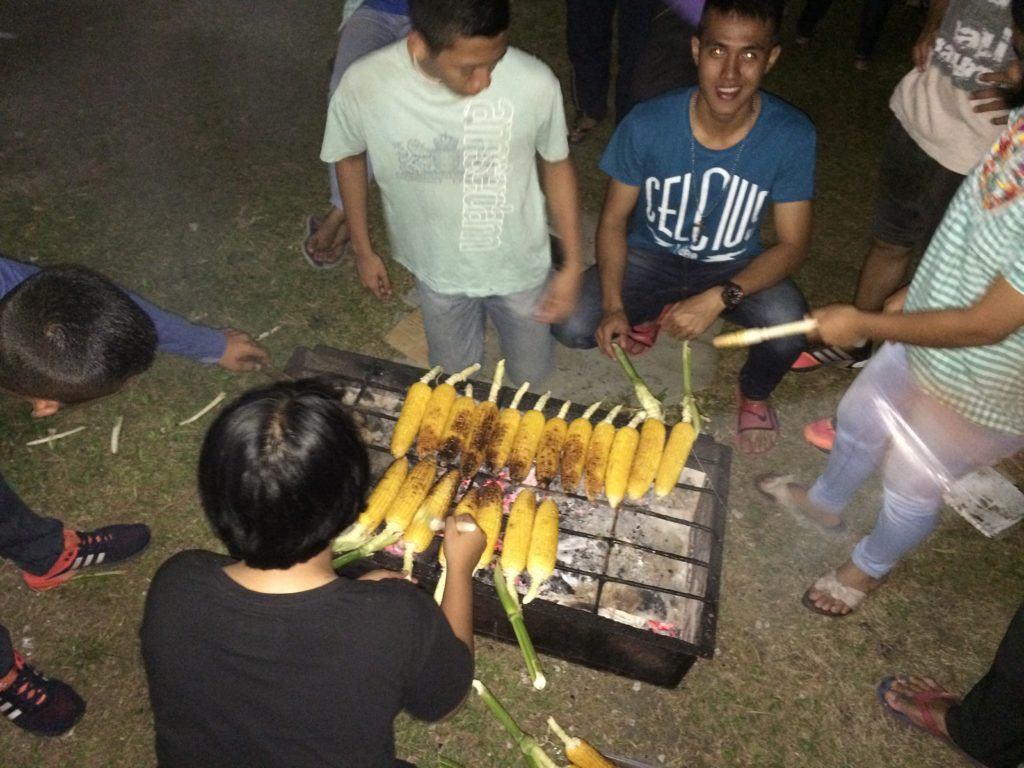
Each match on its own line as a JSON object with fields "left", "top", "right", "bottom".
{"left": 0, "top": 256, "right": 270, "bottom": 737}
{"left": 321, "top": 0, "right": 584, "bottom": 386}
{"left": 141, "top": 380, "right": 485, "bottom": 768}
{"left": 554, "top": 0, "right": 815, "bottom": 455}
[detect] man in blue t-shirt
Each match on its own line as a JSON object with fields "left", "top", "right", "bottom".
{"left": 554, "top": 0, "right": 815, "bottom": 455}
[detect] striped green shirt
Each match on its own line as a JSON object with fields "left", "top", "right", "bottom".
{"left": 905, "top": 108, "right": 1024, "bottom": 435}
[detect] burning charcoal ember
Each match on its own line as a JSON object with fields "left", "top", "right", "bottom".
{"left": 554, "top": 532, "right": 608, "bottom": 574}
{"left": 529, "top": 571, "right": 599, "bottom": 608}
{"left": 606, "top": 544, "right": 709, "bottom": 598}
{"left": 613, "top": 509, "right": 713, "bottom": 563}
{"left": 598, "top": 583, "right": 703, "bottom": 643}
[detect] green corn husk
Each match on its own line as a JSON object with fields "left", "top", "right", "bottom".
{"left": 493, "top": 568, "right": 546, "bottom": 690}
{"left": 611, "top": 342, "right": 664, "bottom": 422}
{"left": 331, "top": 527, "right": 402, "bottom": 570}
{"left": 471, "top": 680, "right": 559, "bottom": 768}
{"left": 681, "top": 340, "right": 701, "bottom": 432}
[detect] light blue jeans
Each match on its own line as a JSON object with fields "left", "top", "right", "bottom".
{"left": 808, "top": 343, "right": 1024, "bottom": 579}
{"left": 326, "top": 7, "right": 411, "bottom": 209}
{"left": 416, "top": 278, "right": 554, "bottom": 386}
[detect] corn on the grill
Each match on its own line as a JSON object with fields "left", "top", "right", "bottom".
{"left": 390, "top": 365, "right": 442, "bottom": 458}
{"left": 461, "top": 360, "right": 504, "bottom": 478}
{"left": 507, "top": 391, "right": 551, "bottom": 483}
{"left": 534, "top": 401, "right": 571, "bottom": 487}
{"left": 402, "top": 468, "right": 461, "bottom": 573}
{"left": 583, "top": 404, "right": 623, "bottom": 502}
{"left": 558, "top": 401, "right": 602, "bottom": 493}
{"left": 473, "top": 483, "right": 504, "bottom": 575}
{"left": 439, "top": 383, "right": 475, "bottom": 462}
{"left": 548, "top": 718, "right": 616, "bottom": 768}
{"left": 333, "top": 456, "right": 409, "bottom": 552}
{"left": 434, "top": 487, "right": 480, "bottom": 603}
{"left": 523, "top": 497, "right": 558, "bottom": 604}
{"left": 383, "top": 457, "right": 438, "bottom": 534}
{"left": 416, "top": 364, "right": 480, "bottom": 457}
{"left": 626, "top": 416, "right": 666, "bottom": 501}
{"left": 654, "top": 420, "right": 696, "bottom": 497}
{"left": 500, "top": 489, "right": 536, "bottom": 595}
{"left": 604, "top": 411, "right": 645, "bottom": 509}
{"left": 486, "top": 381, "right": 530, "bottom": 472}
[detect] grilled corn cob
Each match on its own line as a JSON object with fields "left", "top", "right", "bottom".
{"left": 523, "top": 497, "right": 558, "bottom": 604}
{"left": 402, "top": 468, "right": 461, "bottom": 573}
{"left": 384, "top": 457, "right": 438, "bottom": 534}
{"left": 654, "top": 420, "right": 696, "bottom": 497}
{"left": 626, "top": 416, "right": 667, "bottom": 501}
{"left": 390, "top": 366, "right": 442, "bottom": 458}
{"left": 416, "top": 364, "right": 480, "bottom": 457}
{"left": 500, "top": 490, "right": 536, "bottom": 595}
{"left": 473, "top": 483, "right": 504, "bottom": 575}
{"left": 534, "top": 401, "right": 571, "bottom": 487}
{"left": 558, "top": 401, "right": 602, "bottom": 494}
{"left": 333, "top": 456, "right": 409, "bottom": 552}
{"left": 460, "top": 360, "right": 504, "bottom": 478}
{"left": 507, "top": 391, "right": 551, "bottom": 483}
{"left": 486, "top": 381, "right": 530, "bottom": 471}
{"left": 583, "top": 404, "right": 623, "bottom": 502}
{"left": 439, "top": 383, "right": 475, "bottom": 462}
{"left": 604, "top": 411, "right": 646, "bottom": 509}
{"left": 548, "top": 718, "right": 616, "bottom": 768}
{"left": 434, "top": 487, "right": 479, "bottom": 603}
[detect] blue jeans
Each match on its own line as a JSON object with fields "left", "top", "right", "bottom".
{"left": 808, "top": 343, "right": 1024, "bottom": 579}
{"left": 326, "top": 7, "right": 410, "bottom": 209}
{"left": 552, "top": 248, "right": 809, "bottom": 400}
{"left": 416, "top": 278, "right": 554, "bottom": 386}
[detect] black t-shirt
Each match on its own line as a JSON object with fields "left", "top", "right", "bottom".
{"left": 141, "top": 550, "right": 472, "bottom": 768}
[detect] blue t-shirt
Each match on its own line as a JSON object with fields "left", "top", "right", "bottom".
{"left": 600, "top": 86, "right": 816, "bottom": 264}
{"left": 362, "top": 0, "right": 409, "bottom": 14}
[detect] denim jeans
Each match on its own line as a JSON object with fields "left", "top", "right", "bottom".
{"left": 0, "top": 473, "right": 63, "bottom": 575}
{"left": 808, "top": 343, "right": 1024, "bottom": 579}
{"left": 416, "top": 278, "right": 554, "bottom": 386}
{"left": 326, "top": 7, "right": 411, "bottom": 209}
{"left": 551, "top": 248, "right": 809, "bottom": 400}
{"left": 0, "top": 624, "right": 11, "bottom": 678}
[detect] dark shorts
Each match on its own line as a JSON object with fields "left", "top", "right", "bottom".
{"left": 872, "top": 118, "right": 965, "bottom": 249}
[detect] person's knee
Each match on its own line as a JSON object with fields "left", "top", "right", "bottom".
{"left": 551, "top": 319, "right": 597, "bottom": 349}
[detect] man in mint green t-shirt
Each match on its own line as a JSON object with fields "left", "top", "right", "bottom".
{"left": 321, "top": 0, "right": 583, "bottom": 385}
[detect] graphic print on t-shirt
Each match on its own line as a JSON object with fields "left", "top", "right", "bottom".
{"left": 643, "top": 166, "right": 768, "bottom": 262}
{"left": 933, "top": 0, "right": 1013, "bottom": 90}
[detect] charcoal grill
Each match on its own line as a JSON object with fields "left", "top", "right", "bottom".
{"left": 286, "top": 346, "right": 731, "bottom": 688}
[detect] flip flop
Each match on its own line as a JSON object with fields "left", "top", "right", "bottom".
{"left": 755, "top": 473, "right": 845, "bottom": 535}
{"left": 802, "top": 417, "right": 836, "bottom": 453}
{"left": 624, "top": 305, "right": 673, "bottom": 356}
{"left": 302, "top": 214, "right": 346, "bottom": 270}
{"left": 876, "top": 676, "right": 961, "bottom": 744}
{"left": 801, "top": 569, "right": 866, "bottom": 617}
{"left": 736, "top": 392, "right": 778, "bottom": 435}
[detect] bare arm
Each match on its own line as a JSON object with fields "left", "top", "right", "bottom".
{"left": 439, "top": 513, "right": 486, "bottom": 653}
{"left": 661, "top": 199, "right": 812, "bottom": 340}
{"left": 337, "top": 153, "right": 392, "bottom": 300}
{"left": 594, "top": 178, "right": 642, "bottom": 357}
{"left": 535, "top": 158, "right": 585, "bottom": 323}
{"left": 813, "top": 275, "right": 1024, "bottom": 348}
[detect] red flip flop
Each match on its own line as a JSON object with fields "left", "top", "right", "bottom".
{"left": 625, "top": 305, "right": 673, "bottom": 355}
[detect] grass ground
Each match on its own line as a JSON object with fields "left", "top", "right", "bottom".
{"left": 0, "top": 2, "right": 1021, "bottom": 766}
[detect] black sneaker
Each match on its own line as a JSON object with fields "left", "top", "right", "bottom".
{"left": 22, "top": 524, "right": 151, "bottom": 591}
{"left": 0, "top": 653, "right": 85, "bottom": 736}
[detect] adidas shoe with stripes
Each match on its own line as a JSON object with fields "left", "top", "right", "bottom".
{"left": 21, "top": 524, "right": 151, "bottom": 591}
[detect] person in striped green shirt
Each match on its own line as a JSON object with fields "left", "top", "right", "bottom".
{"left": 758, "top": 67, "right": 1024, "bottom": 619}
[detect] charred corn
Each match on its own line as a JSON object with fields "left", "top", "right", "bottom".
{"left": 583, "top": 404, "right": 623, "bottom": 502}
{"left": 604, "top": 411, "right": 645, "bottom": 509}
{"left": 384, "top": 457, "right": 438, "bottom": 534}
{"left": 434, "top": 487, "right": 480, "bottom": 603}
{"left": 473, "top": 483, "right": 504, "bottom": 575}
{"left": 558, "top": 401, "right": 602, "bottom": 493}
{"left": 654, "top": 420, "right": 696, "bottom": 497}
{"left": 500, "top": 490, "right": 536, "bottom": 594}
{"left": 507, "top": 391, "right": 551, "bottom": 483}
{"left": 334, "top": 456, "right": 409, "bottom": 552}
{"left": 523, "top": 497, "right": 559, "bottom": 604}
{"left": 534, "top": 401, "right": 572, "bottom": 487}
{"left": 390, "top": 366, "right": 442, "bottom": 458}
{"left": 486, "top": 381, "right": 530, "bottom": 471}
{"left": 439, "top": 383, "right": 475, "bottom": 462}
{"left": 402, "top": 468, "right": 461, "bottom": 573}
{"left": 416, "top": 364, "right": 480, "bottom": 457}
{"left": 461, "top": 360, "right": 504, "bottom": 478}
{"left": 626, "top": 416, "right": 666, "bottom": 501}
{"left": 548, "top": 718, "right": 616, "bottom": 768}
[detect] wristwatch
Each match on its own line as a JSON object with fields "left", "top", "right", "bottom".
{"left": 719, "top": 280, "right": 745, "bottom": 310}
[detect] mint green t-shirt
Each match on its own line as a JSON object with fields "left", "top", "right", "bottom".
{"left": 905, "top": 108, "right": 1024, "bottom": 435}
{"left": 321, "top": 41, "right": 570, "bottom": 297}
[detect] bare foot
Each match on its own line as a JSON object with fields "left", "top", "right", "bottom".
{"left": 805, "top": 559, "right": 882, "bottom": 616}
{"left": 881, "top": 675, "right": 959, "bottom": 740}
{"left": 737, "top": 395, "right": 778, "bottom": 455}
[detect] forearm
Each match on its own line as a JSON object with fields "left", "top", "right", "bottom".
{"left": 541, "top": 158, "right": 584, "bottom": 274}
{"left": 595, "top": 216, "right": 629, "bottom": 313}
{"left": 440, "top": 567, "right": 476, "bottom": 653}
{"left": 857, "top": 308, "right": 1015, "bottom": 348}
{"left": 337, "top": 153, "right": 373, "bottom": 258}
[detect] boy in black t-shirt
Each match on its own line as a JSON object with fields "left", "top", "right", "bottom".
{"left": 141, "top": 380, "right": 484, "bottom": 768}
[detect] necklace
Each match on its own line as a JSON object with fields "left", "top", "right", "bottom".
{"left": 689, "top": 93, "right": 759, "bottom": 236}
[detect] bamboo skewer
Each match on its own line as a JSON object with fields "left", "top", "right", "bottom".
{"left": 712, "top": 318, "right": 818, "bottom": 348}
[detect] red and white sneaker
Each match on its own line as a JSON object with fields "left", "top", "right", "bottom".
{"left": 21, "top": 525, "right": 151, "bottom": 591}
{"left": 0, "top": 653, "right": 85, "bottom": 736}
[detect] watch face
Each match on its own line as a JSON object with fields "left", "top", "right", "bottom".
{"left": 722, "top": 282, "right": 743, "bottom": 309}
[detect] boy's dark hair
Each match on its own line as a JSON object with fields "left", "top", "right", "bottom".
{"left": 0, "top": 265, "right": 158, "bottom": 403}
{"left": 198, "top": 379, "right": 370, "bottom": 570}
{"left": 409, "top": 0, "right": 510, "bottom": 52}
{"left": 697, "top": 0, "right": 784, "bottom": 44}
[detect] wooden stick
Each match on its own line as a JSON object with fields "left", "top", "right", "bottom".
{"left": 712, "top": 318, "right": 818, "bottom": 349}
